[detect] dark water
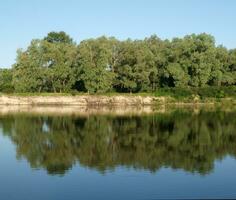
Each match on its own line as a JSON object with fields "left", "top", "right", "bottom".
{"left": 0, "top": 108, "right": 236, "bottom": 199}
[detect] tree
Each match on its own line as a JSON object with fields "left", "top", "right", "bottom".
{"left": 13, "top": 41, "right": 46, "bottom": 92}
{"left": 166, "top": 63, "right": 189, "bottom": 87}
{"left": 222, "top": 49, "right": 236, "bottom": 86}
{"left": 13, "top": 33, "right": 77, "bottom": 93}
{"left": 186, "top": 34, "right": 216, "bottom": 87}
{"left": 41, "top": 40, "right": 77, "bottom": 92}
{"left": 44, "top": 31, "right": 73, "bottom": 44}
{"left": 160, "top": 33, "right": 219, "bottom": 88}
{"left": 114, "top": 40, "right": 156, "bottom": 92}
{"left": 75, "top": 37, "right": 117, "bottom": 93}
{"left": 0, "top": 68, "right": 14, "bottom": 92}
{"left": 144, "top": 35, "right": 168, "bottom": 89}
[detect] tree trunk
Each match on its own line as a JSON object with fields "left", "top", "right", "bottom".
{"left": 53, "top": 86, "right": 56, "bottom": 93}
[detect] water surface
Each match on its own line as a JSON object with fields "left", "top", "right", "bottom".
{"left": 0, "top": 107, "right": 236, "bottom": 199}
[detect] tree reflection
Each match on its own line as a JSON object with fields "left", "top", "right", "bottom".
{"left": 0, "top": 110, "right": 236, "bottom": 175}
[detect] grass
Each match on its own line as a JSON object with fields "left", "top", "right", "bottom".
{"left": 0, "top": 86, "right": 235, "bottom": 102}
{"left": 1, "top": 92, "right": 156, "bottom": 97}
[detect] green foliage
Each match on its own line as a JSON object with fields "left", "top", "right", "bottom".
{"left": 44, "top": 31, "right": 73, "bottom": 44}
{"left": 114, "top": 40, "right": 156, "bottom": 92}
{"left": 0, "top": 69, "right": 14, "bottom": 93}
{"left": 1, "top": 31, "right": 236, "bottom": 94}
{"left": 13, "top": 36, "right": 77, "bottom": 92}
{"left": 154, "top": 87, "right": 194, "bottom": 99}
{"left": 166, "top": 63, "right": 189, "bottom": 87}
{"left": 197, "top": 86, "right": 236, "bottom": 98}
{"left": 76, "top": 37, "right": 117, "bottom": 93}
{"left": 154, "top": 86, "right": 236, "bottom": 99}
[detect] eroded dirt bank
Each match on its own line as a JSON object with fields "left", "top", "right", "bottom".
{"left": 0, "top": 95, "right": 163, "bottom": 105}
{"left": 0, "top": 95, "right": 234, "bottom": 107}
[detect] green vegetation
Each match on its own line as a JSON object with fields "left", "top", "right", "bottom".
{"left": 0, "top": 69, "right": 14, "bottom": 93}
{"left": 154, "top": 86, "right": 236, "bottom": 99}
{"left": 1, "top": 109, "right": 236, "bottom": 175}
{"left": 1, "top": 31, "right": 235, "bottom": 96}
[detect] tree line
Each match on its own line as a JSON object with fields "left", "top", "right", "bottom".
{"left": 1, "top": 31, "right": 236, "bottom": 93}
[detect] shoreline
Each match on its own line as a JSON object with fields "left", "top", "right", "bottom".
{"left": 0, "top": 94, "right": 234, "bottom": 106}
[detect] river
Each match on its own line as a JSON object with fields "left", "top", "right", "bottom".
{"left": 0, "top": 106, "right": 235, "bottom": 199}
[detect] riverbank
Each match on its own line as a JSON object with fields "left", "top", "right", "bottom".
{"left": 0, "top": 94, "right": 235, "bottom": 106}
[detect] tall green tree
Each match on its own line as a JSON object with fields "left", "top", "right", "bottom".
{"left": 185, "top": 34, "right": 217, "bottom": 87}
{"left": 13, "top": 41, "right": 46, "bottom": 92}
{"left": 114, "top": 39, "right": 155, "bottom": 92}
{"left": 13, "top": 32, "right": 77, "bottom": 92}
{"left": 75, "top": 37, "right": 117, "bottom": 93}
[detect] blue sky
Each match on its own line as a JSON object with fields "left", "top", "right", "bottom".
{"left": 1, "top": 0, "right": 236, "bottom": 67}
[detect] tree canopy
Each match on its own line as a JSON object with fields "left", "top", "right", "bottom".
{"left": 1, "top": 31, "right": 235, "bottom": 93}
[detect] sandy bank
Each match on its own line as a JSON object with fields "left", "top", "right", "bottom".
{"left": 0, "top": 95, "right": 163, "bottom": 105}
{"left": 0, "top": 95, "right": 234, "bottom": 107}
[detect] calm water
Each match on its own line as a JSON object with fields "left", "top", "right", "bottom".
{"left": 0, "top": 107, "right": 236, "bottom": 199}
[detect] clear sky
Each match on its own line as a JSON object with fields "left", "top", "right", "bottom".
{"left": 1, "top": 0, "right": 236, "bottom": 67}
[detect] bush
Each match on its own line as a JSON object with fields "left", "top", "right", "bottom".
{"left": 197, "top": 87, "right": 236, "bottom": 99}
{"left": 154, "top": 87, "right": 194, "bottom": 99}
{"left": 70, "top": 90, "right": 79, "bottom": 96}
{"left": 154, "top": 86, "right": 236, "bottom": 99}
{"left": 0, "top": 69, "right": 14, "bottom": 93}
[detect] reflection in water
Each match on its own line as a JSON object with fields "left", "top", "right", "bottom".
{"left": 0, "top": 109, "right": 236, "bottom": 175}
